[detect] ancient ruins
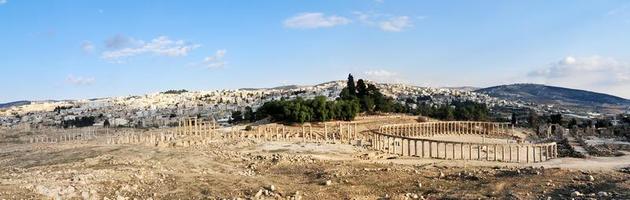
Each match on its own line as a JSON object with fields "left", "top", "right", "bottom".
{"left": 24, "top": 116, "right": 557, "bottom": 164}
{"left": 375, "top": 122, "right": 557, "bottom": 163}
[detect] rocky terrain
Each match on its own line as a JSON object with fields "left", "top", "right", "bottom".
{"left": 1, "top": 138, "right": 629, "bottom": 199}
{"left": 1, "top": 116, "right": 629, "bottom": 200}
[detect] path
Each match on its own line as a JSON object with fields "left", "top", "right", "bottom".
{"left": 565, "top": 133, "right": 590, "bottom": 157}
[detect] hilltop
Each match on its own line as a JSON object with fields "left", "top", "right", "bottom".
{"left": 476, "top": 83, "right": 630, "bottom": 114}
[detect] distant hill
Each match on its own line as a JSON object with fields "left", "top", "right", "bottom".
{"left": 0, "top": 101, "right": 31, "bottom": 109}
{"left": 240, "top": 85, "right": 301, "bottom": 91}
{"left": 476, "top": 84, "right": 630, "bottom": 111}
{"left": 442, "top": 86, "right": 480, "bottom": 92}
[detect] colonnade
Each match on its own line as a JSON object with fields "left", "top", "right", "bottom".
{"left": 28, "top": 128, "right": 97, "bottom": 144}
{"left": 176, "top": 117, "right": 217, "bottom": 138}
{"left": 379, "top": 121, "right": 513, "bottom": 137}
{"left": 373, "top": 122, "right": 558, "bottom": 163}
{"left": 373, "top": 132, "right": 558, "bottom": 163}
{"left": 107, "top": 131, "right": 177, "bottom": 146}
{"left": 239, "top": 122, "right": 359, "bottom": 144}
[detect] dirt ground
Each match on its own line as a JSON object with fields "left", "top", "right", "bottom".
{"left": 1, "top": 138, "right": 629, "bottom": 200}
{"left": 1, "top": 116, "right": 629, "bottom": 200}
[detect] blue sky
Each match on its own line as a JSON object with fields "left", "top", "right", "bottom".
{"left": 1, "top": 0, "right": 630, "bottom": 102}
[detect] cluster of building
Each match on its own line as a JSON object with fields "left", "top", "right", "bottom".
{"left": 0, "top": 80, "right": 618, "bottom": 129}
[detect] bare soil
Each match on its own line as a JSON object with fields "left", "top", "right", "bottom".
{"left": 1, "top": 138, "right": 629, "bottom": 200}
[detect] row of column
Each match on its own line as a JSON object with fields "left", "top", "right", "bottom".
{"left": 372, "top": 133, "right": 558, "bottom": 163}
{"left": 379, "top": 122, "right": 513, "bottom": 137}
{"left": 236, "top": 123, "right": 358, "bottom": 144}
{"left": 176, "top": 117, "right": 217, "bottom": 138}
{"left": 29, "top": 129, "right": 97, "bottom": 144}
{"left": 107, "top": 131, "right": 176, "bottom": 145}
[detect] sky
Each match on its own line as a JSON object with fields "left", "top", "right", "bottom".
{"left": 1, "top": 0, "right": 630, "bottom": 102}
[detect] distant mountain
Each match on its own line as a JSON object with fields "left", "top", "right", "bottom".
{"left": 476, "top": 84, "right": 630, "bottom": 112}
{"left": 240, "top": 85, "right": 301, "bottom": 91}
{"left": 442, "top": 86, "right": 480, "bottom": 92}
{"left": 0, "top": 101, "right": 31, "bottom": 109}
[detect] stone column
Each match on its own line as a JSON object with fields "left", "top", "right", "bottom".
{"left": 373, "top": 134, "right": 377, "bottom": 150}
{"left": 533, "top": 146, "right": 537, "bottom": 162}
{"left": 401, "top": 139, "right": 407, "bottom": 156}
{"left": 493, "top": 145, "right": 497, "bottom": 161}
{"left": 526, "top": 146, "right": 530, "bottom": 163}
{"left": 413, "top": 140, "right": 418, "bottom": 157}
{"left": 539, "top": 146, "right": 543, "bottom": 161}
{"left": 386, "top": 136, "right": 390, "bottom": 153}
{"left": 449, "top": 143, "right": 453, "bottom": 159}
{"left": 444, "top": 143, "right": 448, "bottom": 159}
{"left": 324, "top": 123, "right": 328, "bottom": 141}
{"left": 392, "top": 137, "right": 396, "bottom": 154}
{"left": 193, "top": 118, "right": 197, "bottom": 135}
{"left": 429, "top": 141, "right": 433, "bottom": 158}
{"left": 378, "top": 134, "right": 382, "bottom": 150}
{"left": 354, "top": 123, "right": 357, "bottom": 140}
{"left": 380, "top": 135, "right": 384, "bottom": 151}
{"left": 501, "top": 145, "right": 505, "bottom": 161}
{"left": 347, "top": 123, "right": 351, "bottom": 144}
{"left": 420, "top": 140, "right": 424, "bottom": 158}
{"left": 477, "top": 145, "right": 481, "bottom": 160}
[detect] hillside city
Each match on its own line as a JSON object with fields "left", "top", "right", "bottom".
{"left": 2, "top": 80, "right": 626, "bottom": 129}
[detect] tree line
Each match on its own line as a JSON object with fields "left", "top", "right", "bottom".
{"left": 232, "top": 74, "right": 491, "bottom": 124}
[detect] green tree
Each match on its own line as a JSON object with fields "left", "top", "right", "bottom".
{"left": 244, "top": 106, "right": 255, "bottom": 122}
{"left": 356, "top": 79, "right": 368, "bottom": 97}
{"left": 550, "top": 114, "right": 562, "bottom": 125}
{"left": 359, "top": 96, "right": 375, "bottom": 112}
{"left": 311, "top": 96, "right": 329, "bottom": 121}
{"left": 528, "top": 110, "right": 539, "bottom": 128}
{"left": 346, "top": 74, "right": 356, "bottom": 97}
{"left": 230, "top": 110, "right": 243, "bottom": 123}
{"left": 511, "top": 112, "right": 517, "bottom": 125}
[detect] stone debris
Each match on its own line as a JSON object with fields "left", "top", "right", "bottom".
{"left": 1, "top": 117, "right": 629, "bottom": 200}
{"left": 570, "top": 191, "right": 583, "bottom": 197}
{"left": 438, "top": 171, "right": 445, "bottom": 179}
{"left": 267, "top": 185, "right": 276, "bottom": 192}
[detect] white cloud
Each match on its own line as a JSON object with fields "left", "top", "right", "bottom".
{"left": 81, "top": 41, "right": 94, "bottom": 53}
{"left": 353, "top": 12, "right": 416, "bottom": 32}
{"left": 104, "top": 35, "right": 137, "bottom": 49}
{"left": 284, "top": 12, "right": 351, "bottom": 29}
{"left": 363, "top": 69, "right": 408, "bottom": 83}
{"left": 379, "top": 16, "right": 412, "bottom": 32}
{"left": 202, "top": 49, "right": 227, "bottom": 68}
{"left": 0, "top": 0, "right": 7, "bottom": 5}
{"left": 365, "top": 69, "right": 397, "bottom": 77}
{"left": 527, "top": 55, "right": 630, "bottom": 98}
{"left": 65, "top": 75, "right": 95, "bottom": 86}
{"left": 101, "top": 36, "right": 200, "bottom": 62}
{"left": 528, "top": 56, "right": 629, "bottom": 80}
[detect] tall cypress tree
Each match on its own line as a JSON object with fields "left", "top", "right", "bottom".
{"left": 356, "top": 79, "right": 367, "bottom": 97}
{"left": 347, "top": 74, "right": 356, "bottom": 97}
